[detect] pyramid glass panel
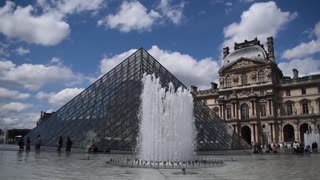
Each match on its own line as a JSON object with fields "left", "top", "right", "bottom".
{"left": 27, "top": 49, "right": 249, "bottom": 151}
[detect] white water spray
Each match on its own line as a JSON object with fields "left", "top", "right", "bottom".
{"left": 138, "top": 73, "right": 195, "bottom": 162}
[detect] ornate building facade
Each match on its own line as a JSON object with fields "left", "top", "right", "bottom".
{"left": 193, "top": 37, "right": 320, "bottom": 146}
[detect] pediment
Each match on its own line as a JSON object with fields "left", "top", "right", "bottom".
{"left": 221, "top": 58, "right": 267, "bottom": 72}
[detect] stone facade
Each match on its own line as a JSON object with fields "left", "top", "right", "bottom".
{"left": 194, "top": 37, "right": 320, "bottom": 147}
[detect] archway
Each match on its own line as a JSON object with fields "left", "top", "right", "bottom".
{"left": 283, "top": 124, "right": 295, "bottom": 142}
{"left": 241, "top": 126, "right": 251, "bottom": 145}
{"left": 300, "top": 123, "right": 311, "bottom": 143}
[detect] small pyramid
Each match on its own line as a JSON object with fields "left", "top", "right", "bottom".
{"left": 27, "top": 49, "right": 249, "bottom": 151}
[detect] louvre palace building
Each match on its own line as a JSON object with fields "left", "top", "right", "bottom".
{"left": 193, "top": 37, "right": 320, "bottom": 146}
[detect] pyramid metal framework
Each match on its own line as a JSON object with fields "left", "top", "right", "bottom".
{"left": 27, "top": 49, "right": 249, "bottom": 151}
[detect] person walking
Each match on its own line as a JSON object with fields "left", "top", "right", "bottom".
{"left": 26, "top": 137, "right": 31, "bottom": 152}
{"left": 66, "top": 137, "right": 73, "bottom": 152}
{"left": 35, "top": 135, "right": 41, "bottom": 152}
{"left": 57, "top": 136, "right": 63, "bottom": 152}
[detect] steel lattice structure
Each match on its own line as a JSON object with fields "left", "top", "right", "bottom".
{"left": 27, "top": 49, "right": 249, "bottom": 151}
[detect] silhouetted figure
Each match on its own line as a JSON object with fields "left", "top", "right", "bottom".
{"left": 26, "top": 137, "right": 31, "bottom": 151}
{"left": 315, "top": 141, "right": 318, "bottom": 152}
{"left": 66, "top": 137, "right": 72, "bottom": 152}
{"left": 35, "top": 135, "right": 41, "bottom": 152}
{"left": 18, "top": 138, "right": 24, "bottom": 151}
{"left": 57, "top": 136, "right": 63, "bottom": 152}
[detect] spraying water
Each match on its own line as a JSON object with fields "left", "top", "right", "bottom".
{"left": 138, "top": 73, "right": 195, "bottom": 162}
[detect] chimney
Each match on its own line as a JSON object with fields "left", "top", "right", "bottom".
{"left": 267, "top": 36, "right": 275, "bottom": 62}
{"left": 293, "top": 69, "right": 299, "bottom": 79}
{"left": 223, "top": 47, "right": 229, "bottom": 59}
{"left": 191, "top": 85, "right": 198, "bottom": 93}
{"left": 211, "top": 82, "right": 218, "bottom": 90}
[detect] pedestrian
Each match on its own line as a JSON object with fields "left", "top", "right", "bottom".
{"left": 35, "top": 135, "right": 41, "bottom": 152}
{"left": 57, "top": 136, "right": 63, "bottom": 152}
{"left": 66, "top": 137, "right": 73, "bottom": 152}
{"left": 18, "top": 138, "right": 24, "bottom": 151}
{"left": 26, "top": 137, "right": 31, "bottom": 151}
{"left": 315, "top": 141, "right": 318, "bottom": 152}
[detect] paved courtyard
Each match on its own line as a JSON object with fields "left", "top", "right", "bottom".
{"left": 0, "top": 145, "right": 320, "bottom": 180}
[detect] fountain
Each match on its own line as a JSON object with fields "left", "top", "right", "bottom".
{"left": 108, "top": 74, "right": 223, "bottom": 169}
{"left": 304, "top": 132, "right": 320, "bottom": 148}
{"left": 138, "top": 73, "right": 195, "bottom": 162}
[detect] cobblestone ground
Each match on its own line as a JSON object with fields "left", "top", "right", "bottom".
{"left": 0, "top": 145, "right": 320, "bottom": 180}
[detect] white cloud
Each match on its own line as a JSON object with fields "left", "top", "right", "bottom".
{"left": 223, "top": 1, "right": 297, "bottom": 48}
{"left": 0, "top": 102, "right": 32, "bottom": 113}
{"left": 282, "top": 40, "right": 320, "bottom": 59}
{"left": 0, "top": 111, "right": 38, "bottom": 129}
{"left": 0, "top": 60, "right": 82, "bottom": 90}
{"left": 53, "top": 0, "right": 104, "bottom": 15}
{"left": 99, "top": 1, "right": 161, "bottom": 32}
{"left": 15, "top": 46, "right": 30, "bottom": 56}
{"left": 0, "top": 2, "right": 70, "bottom": 46}
{"left": 100, "top": 46, "right": 220, "bottom": 89}
{"left": 313, "top": 21, "right": 320, "bottom": 38}
{"left": 0, "top": 87, "right": 30, "bottom": 100}
{"left": 36, "top": 88, "right": 84, "bottom": 105}
{"left": 278, "top": 57, "right": 320, "bottom": 77}
{"left": 100, "top": 49, "right": 138, "bottom": 74}
{"left": 158, "top": 0, "right": 184, "bottom": 24}
{"left": 239, "top": 0, "right": 255, "bottom": 3}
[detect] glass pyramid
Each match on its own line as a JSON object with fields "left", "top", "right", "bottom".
{"left": 27, "top": 49, "right": 249, "bottom": 151}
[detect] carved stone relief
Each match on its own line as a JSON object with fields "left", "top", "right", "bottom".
{"left": 250, "top": 72, "right": 256, "bottom": 81}
{"left": 265, "top": 69, "right": 271, "bottom": 78}
{"left": 233, "top": 75, "right": 239, "bottom": 83}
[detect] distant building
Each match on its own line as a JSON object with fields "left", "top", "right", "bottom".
{"left": 37, "top": 111, "right": 55, "bottom": 126}
{"left": 194, "top": 37, "right": 320, "bottom": 146}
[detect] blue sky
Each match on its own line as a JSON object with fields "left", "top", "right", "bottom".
{"left": 0, "top": 0, "right": 319, "bottom": 129}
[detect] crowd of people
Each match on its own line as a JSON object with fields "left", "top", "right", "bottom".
{"left": 253, "top": 141, "right": 319, "bottom": 154}
{"left": 17, "top": 135, "right": 73, "bottom": 153}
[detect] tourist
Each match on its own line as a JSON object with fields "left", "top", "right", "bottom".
{"left": 272, "top": 144, "right": 278, "bottom": 154}
{"left": 35, "top": 135, "right": 41, "bottom": 152}
{"left": 26, "top": 137, "right": 31, "bottom": 151}
{"left": 314, "top": 141, "right": 318, "bottom": 152}
{"left": 18, "top": 138, "right": 24, "bottom": 151}
{"left": 312, "top": 142, "right": 315, "bottom": 152}
{"left": 66, "top": 137, "right": 73, "bottom": 152}
{"left": 57, "top": 136, "right": 63, "bottom": 152}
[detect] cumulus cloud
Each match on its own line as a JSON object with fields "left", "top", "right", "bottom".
{"left": 223, "top": 1, "right": 297, "bottom": 49}
{"left": 0, "top": 111, "right": 38, "bottom": 129}
{"left": 98, "top": 1, "right": 161, "bottom": 32}
{"left": 282, "top": 21, "right": 320, "bottom": 59}
{"left": 15, "top": 46, "right": 30, "bottom": 56}
{"left": 100, "top": 46, "right": 220, "bottom": 89}
{"left": 0, "top": 1, "right": 70, "bottom": 46}
{"left": 0, "top": 87, "right": 30, "bottom": 100}
{"left": 0, "top": 102, "right": 32, "bottom": 113}
{"left": 278, "top": 57, "right": 320, "bottom": 77}
{"left": 0, "top": 60, "right": 83, "bottom": 90}
{"left": 53, "top": 0, "right": 103, "bottom": 15}
{"left": 282, "top": 40, "right": 320, "bottom": 59}
{"left": 36, "top": 88, "right": 84, "bottom": 105}
{"left": 158, "top": 0, "right": 184, "bottom": 24}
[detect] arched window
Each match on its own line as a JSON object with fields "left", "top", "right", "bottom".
{"left": 241, "top": 74, "right": 247, "bottom": 85}
{"left": 226, "top": 75, "right": 231, "bottom": 87}
{"left": 241, "top": 103, "right": 249, "bottom": 119}
{"left": 258, "top": 70, "right": 264, "bottom": 82}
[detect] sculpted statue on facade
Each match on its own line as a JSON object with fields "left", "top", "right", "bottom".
{"left": 250, "top": 72, "right": 256, "bottom": 81}
{"left": 265, "top": 69, "right": 271, "bottom": 78}
{"left": 233, "top": 75, "right": 239, "bottom": 83}
{"left": 220, "top": 77, "right": 224, "bottom": 86}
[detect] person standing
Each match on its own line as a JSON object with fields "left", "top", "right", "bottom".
{"left": 26, "top": 137, "right": 31, "bottom": 152}
{"left": 57, "top": 136, "right": 63, "bottom": 152}
{"left": 18, "top": 138, "right": 24, "bottom": 151}
{"left": 66, "top": 137, "right": 73, "bottom": 152}
{"left": 35, "top": 135, "right": 41, "bottom": 152}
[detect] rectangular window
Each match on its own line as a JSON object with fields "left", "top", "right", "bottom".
{"left": 302, "top": 103, "right": 309, "bottom": 114}
{"left": 260, "top": 90, "right": 264, "bottom": 96}
{"left": 260, "top": 104, "right": 266, "bottom": 117}
{"left": 227, "top": 107, "right": 232, "bottom": 119}
{"left": 286, "top": 90, "right": 291, "bottom": 96}
{"left": 287, "top": 104, "right": 293, "bottom": 115}
{"left": 302, "top": 88, "right": 306, "bottom": 95}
